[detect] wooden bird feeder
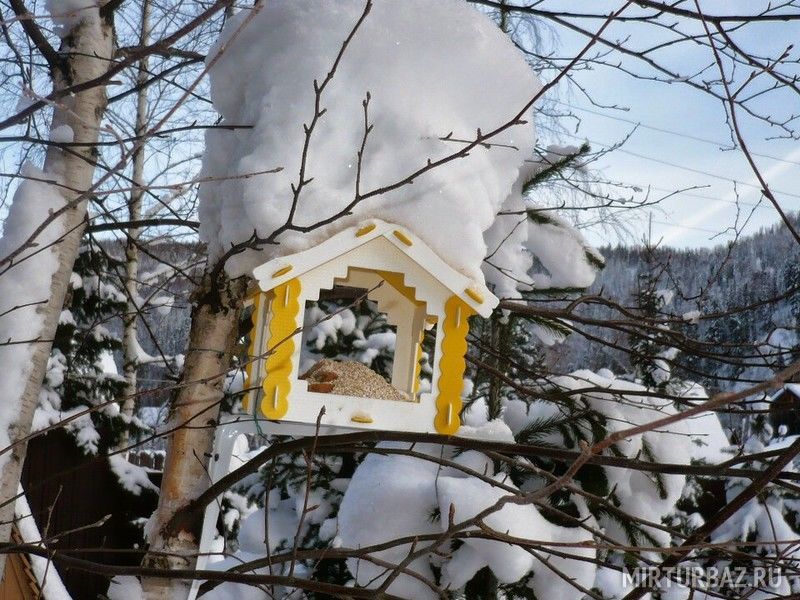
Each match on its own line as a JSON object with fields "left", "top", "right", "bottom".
{"left": 192, "top": 220, "right": 499, "bottom": 599}
{"left": 242, "top": 219, "right": 498, "bottom": 435}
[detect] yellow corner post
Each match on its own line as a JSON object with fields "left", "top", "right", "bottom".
{"left": 434, "top": 296, "right": 474, "bottom": 434}
{"left": 261, "top": 278, "right": 301, "bottom": 419}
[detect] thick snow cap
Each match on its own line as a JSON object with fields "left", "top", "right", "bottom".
{"left": 199, "top": 0, "right": 541, "bottom": 282}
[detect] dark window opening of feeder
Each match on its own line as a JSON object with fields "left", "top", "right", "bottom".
{"left": 299, "top": 283, "right": 407, "bottom": 403}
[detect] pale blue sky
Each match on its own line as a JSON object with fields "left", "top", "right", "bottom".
{"left": 532, "top": 0, "right": 800, "bottom": 249}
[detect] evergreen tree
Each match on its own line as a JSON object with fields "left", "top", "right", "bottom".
{"left": 468, "top": 313, "right": 548, "bottom": 422}
{"left": 629, "top": 271, "right": 673, "bottom": 391}
{"left": 782, "top": 258, "right": 800, "bottom": 363}
{"left": 37, "top": 241, "right": 142, "bottom": 453}
{"left": 22, "top": 240, "right": 158, "bottom": 598}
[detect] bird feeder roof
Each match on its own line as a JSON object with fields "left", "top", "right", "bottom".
{"left": 251, "top": 219, "right": 498, "bottom": 318}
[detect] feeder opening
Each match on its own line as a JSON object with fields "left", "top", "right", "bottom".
{"left": 300, "top": 283, "right": 413, "bottom": 401}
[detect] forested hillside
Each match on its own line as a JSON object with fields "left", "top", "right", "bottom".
{"left": 554, "top": 215, "right": 800, "bottom": 393}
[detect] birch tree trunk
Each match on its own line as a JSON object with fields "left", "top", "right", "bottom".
{"left": 0, "top": 11, "right": 113, "bottom": 577}
{"left": 119, "top": 0, "right": 152, "bottom": 449}
{"left": 141, "top": 271, "right": 248, "bottom": 599}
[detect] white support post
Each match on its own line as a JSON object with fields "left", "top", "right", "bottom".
{"left": 187, "top": 418, "right": 335, "bottom": 600}
{"left": 187, "top": 422, "right": 249, "bottom": 600}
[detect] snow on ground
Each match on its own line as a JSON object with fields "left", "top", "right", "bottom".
{"left": 199, "top": 0, "right": 541, "bottom": 294}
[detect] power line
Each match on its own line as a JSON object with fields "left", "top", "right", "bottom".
{"left": 650, "top": 219, "right": 736, "bottom": 236}
{"left": 560, "top": 132, "right": 800, "bottom": 201}
{"left": 545, "top": 182, "right": 747, "bottom": 236}
{"left": 555, "top": 100, "right": 800, "bottom": 167}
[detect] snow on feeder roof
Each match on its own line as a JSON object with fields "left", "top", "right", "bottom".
{"left": 245, "top": 220, "right": 498, "bottom": 435}
{"left": 198, "top": 0, "right": 541, "bottom": 286}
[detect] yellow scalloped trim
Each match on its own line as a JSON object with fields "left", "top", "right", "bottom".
{"left": 261, "top": 278, "right": 301, "bottom": 419}
{"left": 242, "top": 292, "right": 265, "bottom": 413}
{"left": 434, "top": 296, "right": 475, "bottom": 434}
{"left": 374, "top": 269, "right": 424, "bottom": 306}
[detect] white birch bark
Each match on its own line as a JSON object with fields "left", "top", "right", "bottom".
{"left": 0, "top": 10, "right": 113, "bottom": 577}
{"left": 119, "top": 0, "right": 152, "bottom": 448}
{"left": 141, "top": 272, "right": 248, "bottom": 599}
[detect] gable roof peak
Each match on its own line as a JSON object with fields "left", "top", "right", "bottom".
{"left": 251, "top": 219, "right": 497, "bottom": 317}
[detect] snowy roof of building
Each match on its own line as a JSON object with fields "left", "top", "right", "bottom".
{"left": 782, "top": 383, "right": 800, "bottom": 398}
{"left": 251, "top": 219, "right": 498, "bottom": 318}
{"left": 769, "top": 382, "right": 800, "bottom": 402}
